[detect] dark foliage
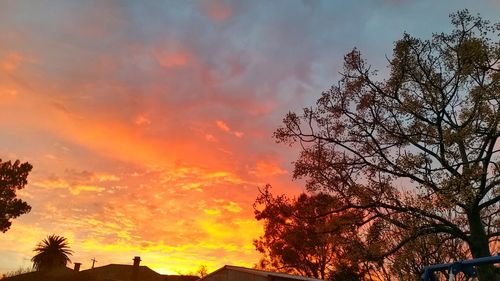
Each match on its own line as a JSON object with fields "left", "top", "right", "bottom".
{"left": 0, "top": 159, "right": 32, "bottom": 233}
{"left": 32, "top": 235, "right": 72, "bottom": 271}
{"left": 273, "top": 10, "right": 499, "bottom": 281}
{"left": 254, "top": 186, "right": 373, "bottom": 280}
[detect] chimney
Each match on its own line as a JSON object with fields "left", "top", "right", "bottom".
{"left": 131, "top": 256, "right": 141, "bottom": 281}
{"left": 74, "top": 263, "right": 81, "bottom": 272}
{"left": 133, "top": 256, "right": 141, "bottom": 267}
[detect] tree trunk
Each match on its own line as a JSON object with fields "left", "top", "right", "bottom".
{"left": 468, "top": 211, "right": 497, "bottom": 281}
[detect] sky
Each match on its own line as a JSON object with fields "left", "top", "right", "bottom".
{"left": 0, "top": 0, "right": 499, "bottom": 276}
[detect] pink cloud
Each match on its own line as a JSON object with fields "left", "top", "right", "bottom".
{"left": 154, "top": 49, "right": 191, "bottom": 68}
{"left": 200, "top": 0, "right": 235, "bottom": 22}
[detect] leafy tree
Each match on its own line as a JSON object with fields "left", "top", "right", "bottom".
{"left": 32, "top": 235, "right": 72, "bottom": 271}
{"left": 254, "top": 186, "right": 374, "bottom": 280}
{"left": 275, "top": 10, "right": 499, "bottom": 281}
{"left": 0, "top": 159, "right": 32, "bottom": 233}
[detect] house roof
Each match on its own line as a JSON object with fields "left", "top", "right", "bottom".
{"left": 81, "top": 264, "right": 198, "bottom": 281}
{"left": 82, "top": 264, "right": 163, "bottom": 281}
{"left": 163, "top": 275, "right": 199, "bottom": 281}
{"left": 199, "top": 265, "right": 324, "bottom": 281}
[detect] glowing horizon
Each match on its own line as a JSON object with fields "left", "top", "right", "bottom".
{"left": 0, "top": 0, "right": 498, "bottom": 276}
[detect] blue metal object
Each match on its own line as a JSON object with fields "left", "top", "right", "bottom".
{"left": 421, "top": 255, "right": 500, "bottom": 281}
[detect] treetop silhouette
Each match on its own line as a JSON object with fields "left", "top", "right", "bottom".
{"left": 0, "top": 159, "right": 32, "bottom": 233}
{"left": 32, "top": 235, "right": 73, "bottom": 271}
{"left": 274, "top": 10, "right": 499, "bottom": 281}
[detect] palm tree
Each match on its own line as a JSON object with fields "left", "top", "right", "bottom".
{"left": 31, "top": 235, "right": 72, "bottom": 271}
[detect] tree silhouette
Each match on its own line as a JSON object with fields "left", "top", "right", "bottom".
{"left": 275, "top": 10, "right": 499, "bottom": 281}
{"left": 197, "top": 265, "right": 208, "bottom": 278}
{"left": 32, "top": 235, "right": 72, "bottom": 271}
{"left": 254, "top": 186, "right": 370, "bottom": 280}
{"left": 0, "top": 159, "right": 32, "bottom": 233}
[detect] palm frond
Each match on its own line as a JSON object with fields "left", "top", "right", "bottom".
{"left": 31, "top": 235, "right": 72, "bottom": 271}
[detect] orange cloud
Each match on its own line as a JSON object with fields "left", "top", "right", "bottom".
{"left": 0, "top": 53, "right": 293, "bottom": 275}
{"left": 0, "top": 3, "right": 304, "bottom": 275}
{"left": 215, "top": 120, "right": 244, "bottom": 138}
{"left": 70, "top": 184, "right": 105, "bottom": 195}
{"left": 1, "top": 52, "right": 24, "bottom": 71}
{"left": 204, "top": 133, "right": 216, "bottom": 142}
{"left": 134, "top": 114, "right": 152, "bottom": 125}
{"left": 204, "top": 208, "right": 221, "bottom": 216}
{"left": 33, "top": 178, "right": 105, "bottom": 195}
{"left": 221, "top": 201, "right": 242, "bottom": 213}
{"left": 216, "top": 120, "right": 230, "bottom": 132}
{"left": 92, "top": 173, "right": 121, "bottom": 182}
{"left": 251, "top": 160, "right": 288, "bottom": 177}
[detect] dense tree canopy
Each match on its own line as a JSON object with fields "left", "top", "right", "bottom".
{"left": 32, "top": 235, "right": 72, "bottom": 271}
{"left": 254, "top": 186, "right": 369, "bottom": 280}
{"left": 0, "top": 159, "right": 32, "bottom": 233}
{"left": 271, "top": 10, "right": 499, "bottom": 281}
{"left": 255, "top": 187, "right": 469, "bottom": 281}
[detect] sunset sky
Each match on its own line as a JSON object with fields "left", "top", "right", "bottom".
{"left": 1, "top": 0, "right": 499, "bottom": 276}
